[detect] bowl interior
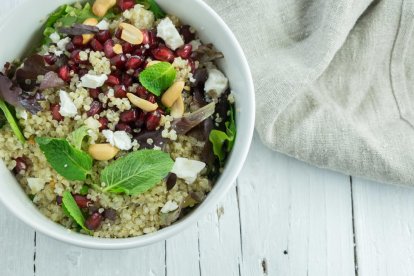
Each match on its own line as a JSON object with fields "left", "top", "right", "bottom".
{"left": 0, "top": 0, "right": 255, "bottom": 249}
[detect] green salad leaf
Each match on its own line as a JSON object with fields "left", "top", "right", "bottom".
{"left": 0, "top": 99, "right": 25, "bottom": 143}
{"left": 62, "top": 191, "right": 91, "bottom": 234}
{"left": 139, "top": 62, "right": 176, "bottom": 96}
{"left": 136, "top": 0, "right": 166, "bottom": 19}
{"left": 101, "top": 149, "right": 174, "bottom": 195}
{"left": 79, "top": 185, "right": 90, "bottom": 196}
{"left": 36, "top": 137, "right": 93, "bottom": 181}
{"left": 209, "top": 105, "right": 236, "bottom": 162}
{"left": 68, "top": 126, "right": 90, "bottom": 150}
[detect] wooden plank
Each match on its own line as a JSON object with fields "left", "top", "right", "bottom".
{"left": 0, "top": 202, "right": 35, "bottom": 275}
{"left": 237, "top": 134, "right": 355, "bottom": 276}
{"left": 352, "top": 178, "right": 414, "bottom": 276}
{"left": 35, "top": 234, "right": 165, "bottom": 276}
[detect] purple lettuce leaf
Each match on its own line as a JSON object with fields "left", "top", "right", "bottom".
{"left": 39, "top": 71, "right": 65, "bottom": 90}
{"left": 58, "top": 24, "right": 99, "bottom": 35}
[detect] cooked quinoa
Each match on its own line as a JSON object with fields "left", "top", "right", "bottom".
{"left": 0, "top": 1, "right": 235, "bottom": 238}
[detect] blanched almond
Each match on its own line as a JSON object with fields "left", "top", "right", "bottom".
{"left": 92, "top": 0, "right": 116, "bottom": 17}
{"left": 113, "top": 44, "right": 123, "bottom": 54}
{"left": 82, "top": 18, "right": 99, "bottom": 44}
{"left": 127, "top": 93, "right": 158, "bottom": 112}
{"left": 161, "top": 81, "right": 185, "bottom": 108}
{"left": 88, "top": 144, "right": 119, "bottom": 161}
{"left": 170, "top": 94, "right": 184, "bottom": 118}
{"left": 119, "top": 23, "right": 143, "bottom": 45}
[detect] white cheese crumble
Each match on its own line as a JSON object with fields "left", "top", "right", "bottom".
{"left": 161, "top": 201, "right": 179, "bottom": 213}
{"left": 49, "top": 32, "right": 60, "bottom": 43}
{"left": 171, "top": 157, "right": 206, "bottom": 184}
{"left": 56, "top": 37, "right": 71, "bottom": 51}
{"left": 84, "top": 117, "right": 101, "bottom": 130}
{"left": 157, "top": 17, "right": 184, "bottom": 50}
{"left": 189, "top": 39, "right": 202, "bottom": 51}
{"left": 102, "top": 130, "right": 133, "bottom": 150}
{"left": 96, "top": 20, "right": 109, "bottom": 30}
{"left": 81, "top": 74, "right": 108, "bottom": 89}
{"left": 59, "top": 90, "right": 77, "bottom": 117}
{"left": 16, "top": 108, "right": 28, "bottom": 120}
{"left": 204, "top": 68, "right": 229, "bottom": 98}
{"left": 27, "top": 178, "right": 46, "bottom": 193}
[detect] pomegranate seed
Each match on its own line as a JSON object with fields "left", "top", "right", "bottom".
{"left": 96, "top": 30, "right": 111, "bottom": 43}
{"left": 58, "top": 65, "right": 70, "bottom": 82}
{"left": 122, "top": 74, "right": 133, "bottom": 87}
{"left": 114, "top": 28, "right": 123, "bottom": 39}
{"left": 134, "top": 111, "right": 146, "bottom": 128}
{"left": 43, "top": 54, "right": 56, "bottom": 65}
{"left": 188, "top": 58, "right": 196, "bottom": 73}
{"left": 87, "top": 101, "right": 103, "bottom": 117}
{"left": 179, "top": 25, "right": 195, "bottom": 43}
{"left": 103, "top": 208, "right": 117, "bottom": 220}
{"left": 110, "top": 54, "right": 127, "bottom": 69}
{"left": 104, "top": 40, "right": 116, "bottom": 58}
{"left": 152, "top": 45, "right": 175, "bottom": 62}
{"left": 65, "top": 42, "right": 76, "bottom": 52}
{"left": 72, "top": 35, "right": 84, "bottom": 47}
{"left": 147, "top": 94, "right": 156, "bottom": 103}
{"left": 117, "top": 0, "right": 135, "bottom": 11}
{"left": 90, "top": 38, "right": 104, "bottom": 51}
{"left": 70, "top": 49, "right": 82, "bottom": 64}
{"left": 136, "top": 86, "right": 149, "bottom": 99}
{"left": 50, "top": 104, "right": 64, "bottom": 121}
{"left": 89, "top": 88, "right": 101, "bottom": 99}
{"left": 133, "top": 47, "right": 149, "bottom": 57}
{"left": 85, "top": 212, "right": 103, "bottom": 230}
{"left": 120, "top": 109, "right": 138, "bottom": 123}
{"left": 125, "top": 56, "right": 143, "bottom": 70}
{"left": 122, "top": 42, "right": 134, "bottom": 53}
{"left": 56, "top": 196, "right": 62, "bottom": 206}
{"left": 98, "top": 117, "right": 109, "bottom": 131}
{"left": 114, "top": 85, "right": 127, "bottom": 98}
{"left": 115, "top": 123, "right": 132, "bottom": 133}
{"left": 78, "top": 68, "right": 89, "bottom": 77}
{"left": 142, "top": 30, "right": 157, "bottom": 48}
{"left": 13, "top": 157, "right": 27, "bottom": 174}
{"left": 176, "top": 44, "right": 193, "bottom": 59}
{"left": 73, "top": 194, "right": 92, "bottom": 208}
{"left": 106, "top": 74, "right": 120, "bottom": 86}
{"left": 145, "top": 110, "right": 162, "bottom": 130}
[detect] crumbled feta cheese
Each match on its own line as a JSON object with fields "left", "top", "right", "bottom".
{"left": 96, "top": 20, "right": 109, "bottom": 30}
{"left": 49, "top": 32, "right": 60, "bottom": 43}
{"left": 16, "top": 108, "right": 28, "bottom": 120}
{"left": 59, "top": 90, "right": 77, "bottom": 117}
{"left": 81, "top": 74, "right": 108, "bottom": 89}
{"left": 79, "top": 51, "right": 88, "bottom": 61}
{"left": 84, "top": 117, "right": 101, "bottom": 130}
{"left": 56, "top": 37, "right": 71, "bottom": 51}
{"left": 189, "top": 39, "right": 202, "bottom": 51}
{"left": 161, "top": 201, "right": 179, "bottom": 213}
{"left": 171, "top": 157, "right": 206, "bottom": 184}
{"left": 102, "top": 130, "right": 133, "bottom": 150}
{"left": 157, "top": 17, "right": 184, "bottom": 50}
{"left": 123, "top": 4, "right": 155, "bottom": 29}
{"left": 204, "top": 68, "right": 228, "bottom": 98}
{"left": 27, "top": 178, "right": 45, "bottom": 193}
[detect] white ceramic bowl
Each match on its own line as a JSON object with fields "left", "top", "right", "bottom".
{"left": 0, "top": 0, "right": 255, "bottom": 249}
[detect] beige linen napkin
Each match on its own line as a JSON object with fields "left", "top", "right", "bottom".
{"left": 205, "top": 0, "right": 414, "bottom": 185}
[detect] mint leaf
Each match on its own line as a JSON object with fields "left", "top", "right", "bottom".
{"left": 101, "top": 149, "right": 174, "bottom": 195}
{"left": 79, "top": 185, "right": 89, "bottom": 196}
{"left": 68, "top": 126, "right": 89, "bottom": 150}
{"left": 0, "top": 99, "right": 25, "bottom": 143}
{"left": 139, "top": 62, "right": 176, "bottom": 96}
{"left": 62, "top": 191, "right": 91, "bottom": 234}
{"left": 209, "top": 106, "right": 236, "bottom": 162}
{"left": 136, "top": 0, "right": 166, "bottom": 19}
{"left": 36, "top": 137, "right": 92, "bottom": 181}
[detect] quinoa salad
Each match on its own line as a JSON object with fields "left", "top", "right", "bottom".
{"left": 0, "top": 0, "right": 236, "bottom": 238}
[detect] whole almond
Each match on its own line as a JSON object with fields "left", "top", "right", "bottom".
{"left": 127, "top": 93, "right": 158, "bottom": 112}
{"left": 161, "top": 81, "right": 185, "bottom": 108}
{"left": 88, "top": 144, "right": 119, "bottom": 161}
{"left": 92, "top": 0, "right": 116, "bottom": 17}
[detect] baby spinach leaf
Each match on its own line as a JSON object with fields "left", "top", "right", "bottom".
{"left": 139, "top": 62, "right": 176, "bottom": 96}
{"left": 68, "top": 126, "right": 90, "bottom": 150}
{"left": 136, "top": 0, "right": 166, "bottom": 19}
{"left": 0, "top": 99, "right": 25, "bottom": 143}
{"left": 101, "top": 149, "right": 174, "bottom": 195}
{"left": 36, "top": 137, "right": 92, "bottom": 181}
{"left": 209, "top": 105, "right": 236, "bottom": 162}
{"left": 62, "top": 191, "right": 91, "bottom": 234}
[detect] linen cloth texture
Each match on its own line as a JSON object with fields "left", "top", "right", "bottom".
{"left": 204, "top": 0, "right": 414, "bottom": 186}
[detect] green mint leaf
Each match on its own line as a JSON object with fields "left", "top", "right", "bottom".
{"left": 136, "top": 0, "right": 166, "bottom": 19}
{"left": 209, "top": 105, "right": 236, "bottom": 162}
{"left": 68, "top": 126, "right": 90, "bottom": 150}
{"left": 62, "top": 191, "right": 92, "bottom": 234}
{"left": 0, "top": 100, "right": 25, "bottom": 143}
{"left": 139, "top": 62, "right": 176, "bottom": 96}
{"left": 79, "top": 185, "right": 90, "bottom": 196}
{"left": 101, "top": 149, "right": 174, "bottom": 195}
{"left": 36, "top": 137, "right": 93, "bottom": 181}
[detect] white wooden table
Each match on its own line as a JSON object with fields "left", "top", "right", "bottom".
{"left": 2, "top": 2, "right": 414, "bottom": 276}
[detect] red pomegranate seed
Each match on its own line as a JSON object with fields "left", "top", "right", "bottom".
{"left": 188, "top": 58, "right": 196, "bottom": 73}
{"left": 114, "top": 28, "right": 123, "bottom": 39}
{"left": 70, "top": 49, "right": 82, "bottom": 63}
{"left": 106, "top": 74, "right": 120, "bottom": 86}
{"left": 110, "top": 54, "right": 127, "bottom": 69}
{"left": 73, "top": 194, "right": 92, "bottom": 208}
{"left": 50, "top": 104, "right": 64, "bottom": 121}
{"left": 133, "top": 47, "right": 149, "bottom": 57}
{"left": 176, "top": 44, "right": 193, "bottom": 59}
{"left": 65, "top": 42, "right": 76, "bottom": 52}
{"left": 103, "top": 208, "right": 117, "bottom": 220}
{"left": 147, "top": 94, "right": 156, "bottom": 103}
{"left": 145, "top": 110, "right": 162, "bottom": 130}
{"left": 141, "top": 30, "right": 157, "bottom": 48}
{"left": 104, "top": 40, "right": 116, "bottom": 58}
{"left": 89, "top": 88, "right": 101, "bottom": 99}
{"left": 98, "top": 117, "right": 109, "bottom": 131}
{"left": 179, "top": 25, "right": 195, "bottom": 43}
{"left": 72, "top": 35, "right": 84, "bottom": 47}
{"left": 90, "top": 38, "right": 104, "bottom": 51}
{"left": 68, "top": 62, "right": 79, "bottom": 74}
{"left": 122, "top": 42, "right": 134, "bottom": 53}
{"left": 134, "top": 111, "right": 146, "bottom": 128}
{"left": 78, "top": 68, "right": 88, "bottom": 77}
{"left": 85, "top": 212, "right": 103, "bottom": 230}
{"left": 13, "top": 157, "right": 27, "bottom": 174}
{"left": 125, "top": 56, "right": 143, "bottom": 70}
{"left": 122, "top": 74, "right": 133, "bottom": 87}
{"left": 152, "top": 45, "right": 175, "bottom": 62}
{"left": 115, "top": 123, "right": 132, "bottom": 133}
{"left": 43, "top": 54, "right": 56, "bottom": 65}
{"left": 136, "top": 86, "right": 149, "bottom": 99}
{"left": 56, "top": 196, "right": 63, "bottom": 206}
{"left": 96, "top": 30, "right": 111, "bottom": 43}
{"left": 114, "top": 85, "right": 127, "bottom": 98}
{"left": 120, "top": 109, "right": 138, "bottom": 123}
{"left": 87, "top": 101, "right": 103, "bottom": 117}
{"left": 117, "top": 0, "right": 135, "bottom": 11}
{"left": 58, "top": 65, "right": 70, "bottom": 82}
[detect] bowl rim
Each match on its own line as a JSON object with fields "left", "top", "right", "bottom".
{"left": 0, "top": 0, "right": 255, "bottom": 249}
